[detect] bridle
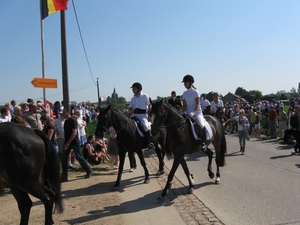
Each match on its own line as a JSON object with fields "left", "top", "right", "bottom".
{"left": 151, "top": 103, "right": 186, "bottom": 133}
{"left": 103, "top": 109, "right": 131, "bottom": 136}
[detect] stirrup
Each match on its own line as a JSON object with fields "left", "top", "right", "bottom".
{"left": 148, "top": 142, "right": 155, "bottom": 149}
{"left": 201, "top": 143, "right": 207, "bottom": 150}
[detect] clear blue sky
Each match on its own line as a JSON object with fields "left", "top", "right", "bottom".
{"left": 0, "top": 0, "right": 299, "bottom": 105}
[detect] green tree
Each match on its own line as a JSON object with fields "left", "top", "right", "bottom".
{"left": 156, "top": 96, "right": 162, "bottom": 101}
{"left": 235, "top": 87, "right": 248, "bottom": 98}
{"left": 109, "top": 98, "right": 117, "bottom": 107}
{"left": 262, "top": 93, "right": 277, "bottom": 101}
{"left": 70, "top": 101, "right": 77, "bottom": 107}
{"left": 276, "top": 91, "right": 287, "bottom": 100}
{"left": 290, "top": 87, "right": 299, "bottom": 98}
{"left": 85, "top": 101, "right": 93, "bottom": 106}
{"left": 117, "top": 97, "right": 126, "bottom": 105}
{"left": 248, "top": 90, "right": 262, "bottom": 102}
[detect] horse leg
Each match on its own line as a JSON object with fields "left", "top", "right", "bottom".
{"left": 152, "top": 129, "right": 165, "bottom": 175}
{"left": 203, "top": 147, "right": 214, "bottom": 179}
{"left": 23, "top": 182, "right": 55, "bottom": 225}
{"left": 215, "top": 158, "right": 221, "bottom": 184}
{"left": 214, "top": 146, "right": 221, "bottom": 184}
{"left": 154, "top": 142, "right": 165, "bottom": 176}
{"left": 157, "top": 156, "right": 181, "bottom": 201}
{"left": 179, "top": 157, "right": 194, "bottom": 194}
{"left": 10, "top": 185, "right": 32, "bottom": 225}
{"left": 135, "top": 150, "right": 150, "bottom": 184}
{"left": 112, "top": 150, "right": 126, "bottom": 190}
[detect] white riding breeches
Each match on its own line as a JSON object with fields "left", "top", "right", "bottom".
{"left": 131, "top": 114, "right": 150, "bottom": 132}
{"left": 194, "top": 111, "right": 205, "bottom": 129}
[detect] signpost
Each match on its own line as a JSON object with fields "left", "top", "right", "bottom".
{"left": 31, "top": 77, "right": 57, "bottom": 88}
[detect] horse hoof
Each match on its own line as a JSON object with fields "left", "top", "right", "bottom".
{"left": 144, "top": 178, "right": 150, "bottom": 184}
{"left": 167, "top": 183, "right": 172, "bottom": 190}
{"left": 187, "top": 188, "right": 194, "bottom": 194}
{"left": 111, "top": 186, "right": 119, "bottom": 191}
{"left": 156, "top": 170, "right": 165, "bottom": 176}
{"left": 209, "top": 172, "right": 215, "bottom": 179}
{"left": 157, "top": 196, "right": 165, "bottom": 202}
{"left": 215, "top": 178, "right": 220, "bottom": 184}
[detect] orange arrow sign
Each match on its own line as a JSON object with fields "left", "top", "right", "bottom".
{"left": 31, "top": 78, "right": 57, "bottom": 88}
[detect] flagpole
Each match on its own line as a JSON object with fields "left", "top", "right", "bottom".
{"left": 40, "top": 0, "right": 46, "bottom": 103}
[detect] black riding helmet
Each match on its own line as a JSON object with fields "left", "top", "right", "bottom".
{"left": 182, "top": 74, "right": 194, "bottom": 84}
{"left": 130, "top": 82, "right": 142, "bottom": 91}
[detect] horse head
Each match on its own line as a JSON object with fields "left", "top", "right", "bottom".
{"left": 215, "top": 107, "right": 226, "bottom": 123}
{"left": 150, "top": 99, "right": 167, "bottom": 137}
{"left": 95, "top": 105, "right": 112, "bottom": 138}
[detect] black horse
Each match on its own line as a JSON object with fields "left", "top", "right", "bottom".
{"left": 150, "top": 100, "right": 227, "bottom": 201}
{"left": 95, "top": 105, "right": 166, "bottom": 189}
{"left": 0, "top": 122, "right": 63, "bottom": 225}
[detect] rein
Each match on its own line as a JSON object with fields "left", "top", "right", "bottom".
{"left": 152, "top": 103, "right": 186, "bottom": 131}
{"left": 105, "top": 109, "right": 130, "bottom": 136}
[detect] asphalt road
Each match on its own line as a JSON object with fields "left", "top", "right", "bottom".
{"left": 164, "top": 134, "right": 300, "bottom": 225}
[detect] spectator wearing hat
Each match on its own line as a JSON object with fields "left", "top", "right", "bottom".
{"left": 268, "top": 105, "right": 277, "bottom": 139}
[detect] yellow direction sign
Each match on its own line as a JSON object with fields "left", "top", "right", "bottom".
{"left": 31, "top": 78, "right": 57, "bottom": 88}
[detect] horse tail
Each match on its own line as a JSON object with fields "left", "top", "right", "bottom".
{"left": 165, "top": 147, "right": 173, "bottom": 160}
{"left": 34, "top": 129, "right": 64, "bottom": 213}
{"left": 0, "top": 175, "right": 4, "bottom": 196}
{"left": 219, "top": 132, "right": 227, "bottom": 167}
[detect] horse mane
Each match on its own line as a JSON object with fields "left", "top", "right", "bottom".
{"left": 162, "top": 102, "right": 184, "bottom": 120}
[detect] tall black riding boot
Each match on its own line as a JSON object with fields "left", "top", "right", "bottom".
{"left": 146, "top": 130, "right": 155, "bottom": 149}
{"left": 201, "top": 127, "right": 207, "bottom": 147}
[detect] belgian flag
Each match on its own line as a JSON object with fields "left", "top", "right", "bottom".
{"left": 41, "top": 0, "right": 69, "bottom": 20}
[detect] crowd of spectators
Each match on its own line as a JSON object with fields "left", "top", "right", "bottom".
{"left": 219, "top": 97, "right": 300, "bottom": 142}
{"left": 0, "top": 98, "right": 112, "bottom": 172}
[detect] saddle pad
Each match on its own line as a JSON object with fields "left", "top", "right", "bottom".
{"left": 134, "top": 121, "right": 144, "bottom": 137}
{"left": 189, "top": 120, "right": 212, "bottom": 141}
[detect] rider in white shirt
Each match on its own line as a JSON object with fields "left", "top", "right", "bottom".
{"left": 181, "top": 75, "right": 207, "bottom": 146}
{"left": 200, "top": 94, "right": 211, "bottom": 111}
{"left": 210, "top": 92, "right": 224, "bottom": 115}
{"left": 129, "top": 82, "right": 154, "bottom": 149}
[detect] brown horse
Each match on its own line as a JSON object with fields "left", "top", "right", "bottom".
{"left": 150, "top": 100, "right": 227, "bottom": 201}
{"left": 0, "top": 122, "right": 63, "bottom": 225}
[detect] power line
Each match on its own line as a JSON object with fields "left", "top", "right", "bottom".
{"left": 71, "top": 0, "right": 97, "bottom": 85}
{"left": 0, "top": 82, "right": 97, "bottom": 105}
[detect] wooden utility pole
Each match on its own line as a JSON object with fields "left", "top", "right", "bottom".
{"left": 97, "top": 78, "right": 101, "bottom": 107}
{"left": 60, "top": 10, "right": 69, "bottom": 111}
